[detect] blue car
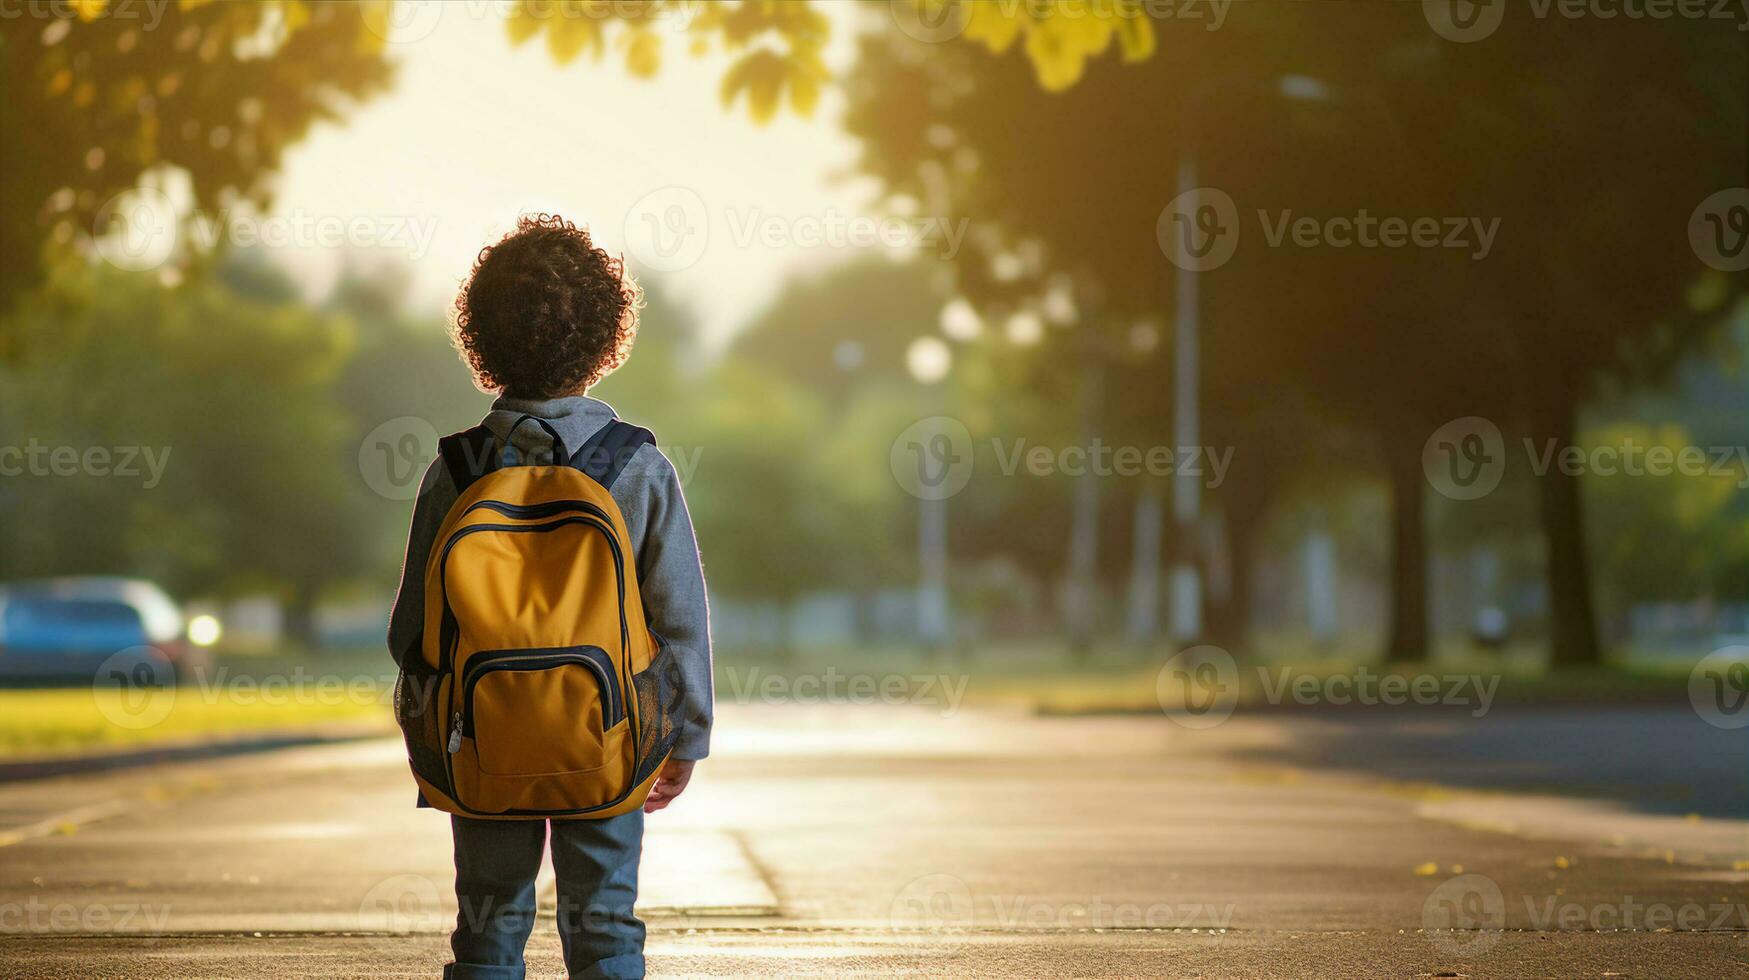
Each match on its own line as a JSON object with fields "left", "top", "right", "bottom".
{"left": 0, "top": 577, "right": 209, "bottom": 683}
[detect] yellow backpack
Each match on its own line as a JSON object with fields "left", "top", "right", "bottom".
{"left": 395, "top": 415, "right": 683, "bottom": 819}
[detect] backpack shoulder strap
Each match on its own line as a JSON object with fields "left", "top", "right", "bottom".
{"left": 569, "top": 419, "right": 655, "bottom": 491}
{"left": 438, "top": 425, "right": 497, "bottom": 497}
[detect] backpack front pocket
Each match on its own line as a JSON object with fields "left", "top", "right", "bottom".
{"left": 461, "top": 646, "right": 624, "bottom": 777}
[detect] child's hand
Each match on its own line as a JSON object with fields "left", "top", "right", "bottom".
{"left": 643, "top": 759, "right": 696, "bottom": 813}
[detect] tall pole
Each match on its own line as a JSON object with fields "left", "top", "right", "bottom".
{"left": 1169, "top": 152, "right": 1203, "bottom": 645}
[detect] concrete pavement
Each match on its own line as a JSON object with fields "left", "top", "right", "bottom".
{"left": 0, "top": 703, "right": 1744, "bottom": 977}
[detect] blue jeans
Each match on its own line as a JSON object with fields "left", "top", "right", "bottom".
{"left": 444, "top": 811, "right": 645, "bottom": 980}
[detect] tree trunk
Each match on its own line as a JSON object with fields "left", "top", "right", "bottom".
{"left": 1537, "top": 398, "right": 1603, "bottom": 668}
{"left": 1385, "top": 436, "right": 1428, "bottom": 663}
{"left": 1065, "top": 355, "right": 1104, "bottom": 658}
{"left": 1204, "top": 514, "right": 1255, "bottom": 654}
{"left": 1125, "top": 486, "right": 1164, "bottom": 652}
{"left": 282, "top": 581, "right": 321, "bottom": 653}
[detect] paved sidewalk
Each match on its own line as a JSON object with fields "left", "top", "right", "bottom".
{"left": 0, "top": 704, "right": 1743, "bottom": 977}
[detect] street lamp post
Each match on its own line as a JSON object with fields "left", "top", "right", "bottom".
{"left": 907, "top": 336, "right": 954, "bottom": 653}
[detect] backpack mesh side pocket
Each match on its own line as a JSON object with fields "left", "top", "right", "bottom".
{"left": 631, "top": 645, "right": 685, "bottom": 786}
{"left": 395, "top": 657, "right": 452, "bottom": 799}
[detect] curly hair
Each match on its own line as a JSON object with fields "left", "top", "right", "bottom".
{"left": 451, "top": 213, "right": 642, "bottom": 398}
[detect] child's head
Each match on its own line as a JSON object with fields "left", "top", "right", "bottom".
{"left": 452, "top": 213, "right": 642, "bottom": 398}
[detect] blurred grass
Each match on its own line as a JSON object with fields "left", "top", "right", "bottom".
{"left": 0, "top": 643, "right": 1701, "bottom": 759}
{"left": 714, "top": 643, "right": 1700, "bottom": 715}
{"left": 0, "top": 647, "right": 395, "bottom": 759}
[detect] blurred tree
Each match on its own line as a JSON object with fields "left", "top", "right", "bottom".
{"left": 1584, "top": 422, "right": 1749, "bottom": 613}
{"left": 678, "top": 358, "right": 844, "bottom": 656}
{"left": 0, "top": 0, "right": 392, "bottom": 340}
{"left": 502, "top": 0, "right": 1159, "bottom": 123}
{"left": 0, "top": 257, "right": 366, "bottom": 646}
{"left": 1398, "top": 15, "right": 1746, "bottom": 665}
{"left": 841, "top": 5, "right": 1747, "bottom": 666}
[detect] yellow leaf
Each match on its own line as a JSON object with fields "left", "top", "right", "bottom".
{"left": 68, "top": 0, "right": 106, "bottom": 21}
{"left": 720, "top": 49, "right": 787, "bottom": 124}
{"left": 788, "top": 69, "right": 820, "bottom": 117}
{"left": 282, "top": 0, "right": 310, "bottom": 33}
{"left": 963, "top": 3, "right": 1022, "bottom": 54}
{"left": 545, "top": 17, "right": 603, "bottom": 65}
{"left": 1114, "top": 12, "right": 1155, "bottom": 63}
{"left": 1553, "top": 855, "right": 1571, "bottom": 869}
{"left": 1024, "top": 22, "right": 1088, "bottom": 93}
{"left": 505, "top": 1, "right": 544, "bottom": 45}
{"left": 1412, "top": 861, "right": 1439, "bottom": 877}
{"left": 623, "top": 29, "right": 661, "bottom": 77}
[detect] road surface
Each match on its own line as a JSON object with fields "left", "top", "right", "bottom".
{"left": 0, "top": 704, "right": 1743, "bottom": 977}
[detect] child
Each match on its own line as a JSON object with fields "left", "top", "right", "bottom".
{"left": 388, "top": 213, "right": 712, "bottom": 980}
